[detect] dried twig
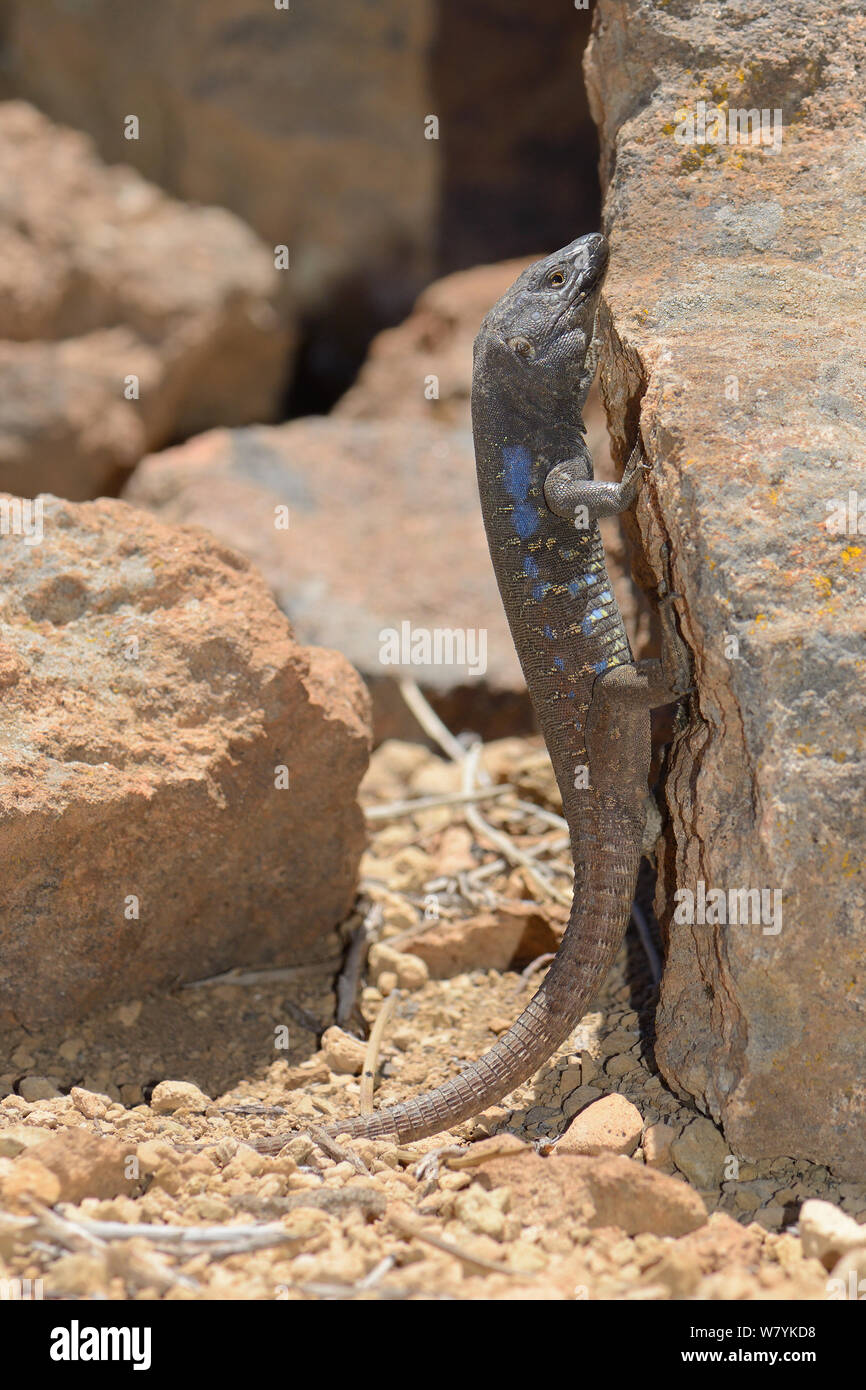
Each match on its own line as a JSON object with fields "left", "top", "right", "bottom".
{"left": 388, "top": 1210, "right": 520, "bottom": 1277}
{"left": 365, "top": 784, "right": 511, "bottom": 821}
{"left": 510, "top": 798, "right": 569, "bottom": 832}
{"left": 521, "top": 952, "right": 556, "bottom": 981}
{"left": 309, "top": 1124, "right": 370, "bottom": 1176}
{"left": 53, "top": 1217, "right": 299, "bottom": 1258}
{"left": 397, "top": 677, "right": 468, "bottom": 762}
{"left": 461, "top": 743, "right": 571, "bottom": 907}
{"left": 182, "top": 957, "right": 342, "bottom": 989}
{"left": 336, "top": 917, "right": 372, "bottom": 1027}
{"left": 359, "top": 991, "right": 399, "bottom": 1115}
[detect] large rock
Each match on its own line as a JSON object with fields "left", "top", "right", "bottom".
{"left": 0, "top": 495, "right": 370, "bottom": 1030}
{"left": 585, "top": 1, "right": 866, "bottom": 1176}
{"left": 123, "top": 418, "right": 530, "bottom": 741}
{"left": 0, "top": 102, "right": 289, "bottom": 499}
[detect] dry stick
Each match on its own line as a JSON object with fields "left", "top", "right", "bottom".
{"left": 50, "top": 1210, "right": 301, "bottom": 1254}
{"left": 27, "top": 1203, "right": 106, "bottom": 1256}
{"left": 308, "top": 1124, "right": 370, "bottom": 1176}
{"left": 26, "top": 1205, "right": 199, "bottom": 1289}
{"left": 521, "top": 952, "right": 556, "bottom": 980}
{"left": 387, "top": 1210, "right": 520, "bottom": 1277}
{"left": 397, "top": 677, "right": 468, "bottom": 763}
{"left": 336, "top": 916, "right": 373, "bottom": 1027}
{"left": 359, "top": 991, "right": 400, "bottom": 1115}
{"left": 461, "top": 742, "right": 572, "bottom": 908}
{"left": 510, "top": 797, "right": 569, "bottom": 832}
{"left": 358, "top": 1254, "right": 396, "bottom": 1289}
{"left": 182, "top": 957, "right": 343, "bottom": 990}
{"left": 365, "top": 784, "right": 512, "bottom": 821}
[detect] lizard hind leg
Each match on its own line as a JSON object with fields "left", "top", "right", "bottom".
{"left": 635, "top": 594, "right": 693, "bottom": 707}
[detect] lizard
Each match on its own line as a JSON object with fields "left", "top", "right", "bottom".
{"left": 258, "top": 233, "right": 691, "bottom": 1151}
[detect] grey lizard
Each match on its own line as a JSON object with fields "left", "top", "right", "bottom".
{"left": 260, "top": 233, "right": 691, "bottom": 1149}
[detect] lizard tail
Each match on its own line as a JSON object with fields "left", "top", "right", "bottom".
{"left": 321, "top": 804, "right": 640, "bottom": 1144}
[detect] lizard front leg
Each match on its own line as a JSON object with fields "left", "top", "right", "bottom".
{"left": 544, "top": 438, "right": 650, "bottom": 524}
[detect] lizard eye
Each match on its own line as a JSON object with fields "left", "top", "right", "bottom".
{"left": 547, "top": 270, "right": 566, "bottom": 287}
{"left": 507, "top": 336, "right": 535, "bottom": 360}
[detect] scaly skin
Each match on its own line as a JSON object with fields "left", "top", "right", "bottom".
{"left": 256, "top": 235, "right": 689, "bottom": 1151}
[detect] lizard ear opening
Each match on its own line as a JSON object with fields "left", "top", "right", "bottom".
{"left": 507, "top": 335, "right": 536, "bottom": 360}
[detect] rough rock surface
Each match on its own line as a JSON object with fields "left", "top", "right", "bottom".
{"left": 0, "top": 102, "right": 289, "bottom": 499}
{"left": 585, "top": 1, "right": 866, "bottom": 1175}
{"left": 0, "top": 496, "right": 370, "bottom": 1030}
{"left": 123, "top": 417, "right": 529, "bottom": 741}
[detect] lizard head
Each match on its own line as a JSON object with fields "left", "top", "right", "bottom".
{"left": 475, "top": 233, "right": 608, "bottom": 400}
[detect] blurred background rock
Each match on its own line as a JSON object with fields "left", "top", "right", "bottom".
{"left": 0, "top": 0, "right": 600, "bottom": 411}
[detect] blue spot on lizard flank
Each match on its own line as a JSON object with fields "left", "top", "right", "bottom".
{"left": 543, "top": 624, "right": 555, "bottom": 640}
{"left": 514, "top": 503, "right": 539, "bottom": 538}
{"left": 502, "top": 445, "right": 539, "bottom": 538}
{"left": 553, "top": 656, "right": 565, "bottom": 671}
{"left": 567, "top": 578, "right": 583, "bottom": 597}
{"left": 523, "top": 554, "right": 539, "bottom": 578}
{"left": 533, "top": 582, "right": 551, "bottom": 600}
{"left": 594, "top": 659, "right": 608, "bottom": 674}
{"left": 502, "top": 444, "right": 532, "bottom": 502}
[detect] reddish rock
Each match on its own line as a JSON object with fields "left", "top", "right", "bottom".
{"left": 557, "top": 1093, "right": 644, "bottom": 1158}
{"left": 587, "top": 0, "right": 866, "bottom": 1177}
{"left": 0, "top": 102, "right": 289, "bottom": 500}
{"left": 26, "top": 1129, "right": 131, "bottom": 1204}
{"left": 675, "top": 1211, "right": 764, "bottom": 1276}
{"left": 480, "top": 1149, "right": 707, "bottom": 1238}
{"left": 320, "top": 1027, "right": 367, "bottom": 1077}
{"left": 124, "top": 417, "right": 529, "bottom": 740}
{"left": 0, "top": 1156, "right": 61, "bottom": 1209}
{"left": 0, "top": 334, "right": 147, "bottom": 501}
{"left": 0, "top": 495, "right": 370, "bottom": 1030}
{"left": 406, "top": 905, "right": 564, "bottom": 979}
{"left": 643, "top": 1121, "right": 677, "bottom": 1171}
